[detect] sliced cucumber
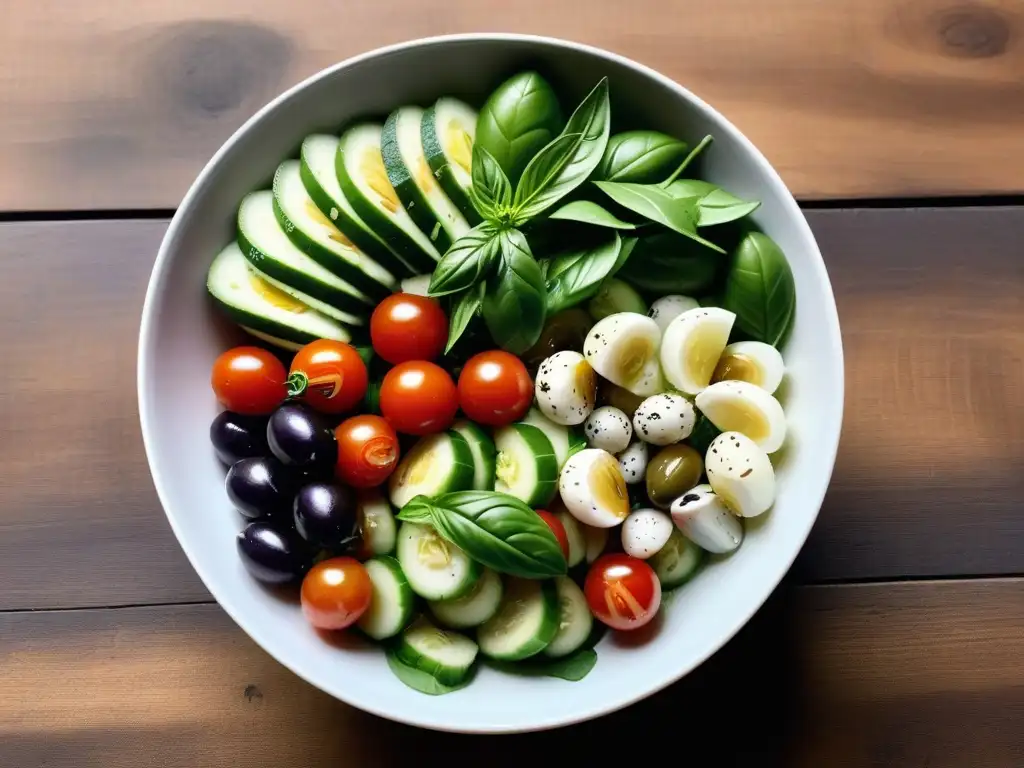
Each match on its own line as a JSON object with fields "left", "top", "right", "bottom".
{"left": 239, "top": 326, "right": 303, "bottom": 351}
{"left": 554, "top": 509, "right": 585, "bottom": 568}
{"left": 520, "top": 408, "right": 585, "bottom": 471}
{"left": 335, "top": 123, "right": 440, "bottom": 274}
{"left": 477, "top": 578, "right": 559, "bottom": 661}
{"left": 207, "top": 243, "right": 353, "bottom": 347}
{"left": 394, "top": 617, "right": 478, "bottom": 686}
{"left": 273, "top": 160, "right": 395, "bottom": 302}
{"left": 299, "top": 134, "right": 415, "bottom": 279}
{"left": 382, "top": 106, "right": 470, "bottom": 252}
{"left": 543, "top": 576, "right": 593, "bottom": 658}
{"left": 451, "top": 420, "right": 496, "bottom": 492}
{"left": 429, "top": 568, "right": 503, "bottom": 629}
{"left": 237, "top": 191, "right": 372, "bottom": 316}
{"left": 389, "top": 431, "right": 475, "bottom": 509}
{"left": 649, "top": 527, "right": 705, "bottom": 590}
{"left": 356, "top": 556, "right": 414, "bottom": 640}
{"left": 422, "top": 97, "right": 480, "bottom": 223}
{"left": 493, "top": 423, "right": 558, "bottom": 507}
{"left": 357, "top": 492, "right": 397, "bottom": 556}
{"left": 399, "top": 274, "right": 432, "bottom": 296}
{"left": 246, "top": 260, "right": 364, "bottom": 325}
{"left": 397, "top": 521, "right": 481, "bottom": 601}
{"left": 588, "top": 278, "right": 648, "bottom": 320}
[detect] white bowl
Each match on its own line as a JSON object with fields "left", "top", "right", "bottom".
{"left": 138, "top": 33, "right": 843, "bottom": 734}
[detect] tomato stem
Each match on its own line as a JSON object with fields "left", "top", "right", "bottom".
{"left": 285, "top": 371, "right": 308, "bottom": 399}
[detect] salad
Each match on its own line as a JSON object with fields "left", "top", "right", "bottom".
{"left": 205, "top": 70, "right": 796, "bottom": 694}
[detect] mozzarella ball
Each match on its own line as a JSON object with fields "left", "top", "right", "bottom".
{"left": 704, "top": 432, "right": 776, "bottom": 518}
{"left": 633, "top": 393, "right": 696, "bottom": 446}
{"left": 713, "top": 341, "right": 785, "bottom": 395}
{"left": 535, "top": 351, "right": 597, "bottom": 426}
{"left": 670, "top": 483, "right": 743, "bottom": 554}
{"left": 659, "top": 306, "right": 735, "bottom": 395}
{"left": 558, "top": 448, "right": 630, "bottom": 528}
{"left": 583, "top": 312, "right": 664, "bottom": 396}
{"left": 695, "top": 380, "right": 787, "bottom": 454}
{"left": 621, "top": 508, "right": 674, "bottom": 559}
{"left": 615, "top": 441, "right": 649, "bottom": 485}
{"left": 648, "top": 295, "right": 700, "bottom": 334}
{"left": 584, "top": 406, "right": 633, "bottom": 454}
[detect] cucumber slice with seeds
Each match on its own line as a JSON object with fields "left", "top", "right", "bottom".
{"left": 246, "top": 261, "right": 364, "bottom": 325}
{"left": 335, "top": 123, "right": 440, "bottom": 274}
{"left": 357, "top": 492, "right": 397, "bottom": 556}
{"left": 493, "top": 423, "right": 558, "bottom": 507}
{"left": 207, "top": 242, "right": 353, "bottom": 347}
{"left": 554, "top": 509, "right": 586, "bottom": 568}
{"left": 649, "top": 527, "right": 705, "bottom": 590}
{"left": 237, "top": 191, "right": 372, "bottom": 314}
{"left": 382, "top": 106, "right": 470, "bottom": 253}
{"left": 422, "top": 98, "right": 480, "bottom": 223}
{"left": 451, "top": 420, "right": 496, "bottom": 491}
{"left": 543, "top": 576, "right": 593, "bottom": 658}
{"left": 477, "top": 578, "right": 559, "bottom": 661}
{"left": 273, "top": 160, "right": 395, "bottom": 301}
{"left": 356, "top": 556, "right": 414, "bottom": 640}
{"left": 299, "top": 134, "right": 415, "bottom": 279}
{"left": 397, "top": 521, "right": 480, "bottom": 601}
{"left": 394, "top": 617, "right": 479, "bottom": 686}
{"left": 520, "top": 408, "right": 585, "bottom": 471}
{"left": 429, "top": 568, "right": 503, "bottom": 629}
{"left": 388, "top": 431, "right": 475, "bottom": 509}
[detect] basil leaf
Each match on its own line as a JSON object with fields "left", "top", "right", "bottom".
{"left": 385, "top": 648, "right": 474, "bottom": 695}
{"left": 667, "top": 179, "right": 761, "bottom": 227}
{"left": 427, "top": 223, "right": 500, "bottom": 297}
{"left": 596, "top": 130, "right": 689, "bottom": 184}
{"left": 593, "top": 181, "right": 725, "bottom": 254}
{"left": 470, "top": 144, "right": 512, "bottom": 219}
{"left": 486, "top": 648, "right": 598, "bottom": 682}
{"left": 545, "top": 233, "right": 623, "bottom": 315}
{"left": 687, "top": 412, "right": 722, "bottom": 457}
{"left": 660, "top": 134, "right": 714, "bottom": 187}
{"left": 482, "top": 228, "right": 546, "bottom": 354}
{"left": 617, "top": 232, "right": 721, "bottom": 294}
{"left": 476, "top": 71, "right": 564, "bottom": 186}
{"left": 610, "top": 235, "right": 639, "bottom": 277}
{"left": 445, "top": 283, "right": 485, "bottom": 354}
{"left": 513, "top": 78, "right": 611, "bottom": 221}
{"left": 424, "top": 490, "right": 567, "bottom": 578}
{"left": 548, "top": 200, "right": 636, "bottom": 230}
{"left": 721, "top": 231, "right": 796, "bottom": 347}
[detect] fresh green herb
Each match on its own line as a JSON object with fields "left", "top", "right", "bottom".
{"left": 481, "top": 229, "right": 547, "bottom": 354}
{"left": 666, "top": 179, "right": 761, "bottom": 227}
{"left": 660, "top": 134, "right": 714, "bottom": 187}
{"left": 544, "top": 233, "right": 623, "bottom": 315}
{"left": 721, "top": 231, "right": 796, "bottom": 346}
{"left": 617, "top": 232, "right": 720, "bottom": 294}
{"left": 593, "top": 182, "right": 725, "bottom": 253}
{"left": 427, "top": 223, "right": 500, "bottom": 298}
{"left": 445, "top": 283, "right": 485, "bottom": 354}
{"left": 469, "top": 145, "right": 512, "bottom": 220}
{"left": 687, "top": 412, "right": 722, "bottom": 456}
{"left": 475, "top": 71, "right": 563, "bottom": 186}
{"left": 485, "top": 648, "right": 598, "bottom": 682}
{"left": 397, "top": 491, "right": 567, "bottom": 579}
{"left": 548, "top": 200, "right": 637, "bottom": 229}
{"left": 512, "top": 78, "right": 611, "bottom": 221}
{"left": 610, "top": 235, "right": 639, "bottom": 276}
{"left": 385, "top": 647, "right": 475, "bottom": 695}
{"left": 596, "top": 130, "right": 690, "bottom": 184}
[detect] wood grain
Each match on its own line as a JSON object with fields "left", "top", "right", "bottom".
{"left": 1, "top": 0, "right": 1023, "bottom": 211}
{"left": 2, "top": 580, "right": 1022, "bottom": 766}
{"left": 0, "top": 208, "right": 1020, "bottom": 609}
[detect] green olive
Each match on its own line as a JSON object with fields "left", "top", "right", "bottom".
{"left": 521, "top": 309, "right": 593, "bottom": 372}
{"left": 646, "top": 444, "right": 704, "bottom": 509}
{"left": 597, "top": 379, "right": 646, "bottom": 420}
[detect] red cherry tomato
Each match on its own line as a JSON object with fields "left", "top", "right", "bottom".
{"left": 457, "top": 350, "right": 533, "bottom": 427}
{"left": 370, "top": 294, "right": 448, "bottom": 364}
{"left": 536, "top": 510, "right": 570, "bottom": 561}
{"left": 211, "top": 346, "right": 287, "bottom": 415}
{"left": 301, "top": 557, "right": 372, "bottom": 630}
{"left": 335, "top": 415, "right": 400, "bottom": 488}
{"left": 584, "top": 554, "right": 662, "bottom": 631}
{"left": 379, "top": 361, "right": 458, "bottom": 435}
{"left": 287, "top": 339, "right": 368, "bottom": 414}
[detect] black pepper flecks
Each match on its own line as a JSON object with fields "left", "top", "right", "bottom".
{"left": 539, "top": 381, "right": 551, "bottom": 394}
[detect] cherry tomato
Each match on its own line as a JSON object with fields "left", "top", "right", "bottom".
{"left": 335, "top": 414, "right": 400, "bottom": 488}
{"left": 584, "top": 554, "right": 662, "bottom": 631}
{"left": 300, "top": 557, "right": 372, "bottom": 630}
{"left": 379, "top": 361, "right": 458, "bottom": 435}
{"left": 287, "top": 339, "right": 368, "bottom": 414}
{"left": 370, "top": 294, "right": 448, "bottom": 364}
{"left": 536, "top": 510, "right": 570, "bottom": 560}
{"left": 211, "top": 346, "right": 287, "bottom": 415}
{"left": 457, "top": 350, "right": 533, "bottom": 427}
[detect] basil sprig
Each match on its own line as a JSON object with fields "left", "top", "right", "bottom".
{"left": 396, "top": 491, "right": 567, "bottom": 579}
{"left": 721, "top": 231, "right": 796, "bottom": 346}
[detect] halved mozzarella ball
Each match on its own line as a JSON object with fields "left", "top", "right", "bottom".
{"left": 704, "top": 432, "right": 775, "bottom": 518}
{"left": 648, "top": 295, "right": 700, "bottom": 334}
{"left": 616, "top": 441, "right": 648, "bottom": 485}
{"left": 621, "top": 508, "right": 674, "bottom": 559}
{"left": 695, "top": 380, "right": 787, "bottom": 454}
{"left": 535, "top": 351, "right": 597, "bottom": 426}
{"left": 583, "top": 312, "right": 663, "bottom": 397}
{"left": 633, "top": 393, "right": 696, "bottom": 446}
{"left": 712, "top": 341, "right": 785, "bottom": 395}
{"left": 558, "top": 448, "right": 630, "bottom": 528}
{"left": 584, "top": 406, "right": 633, "bottom": 454}
{"left": 659, "top": 306, "right": 736, "bottom": 395}
{"left": 670, "top": 483, "right": 743, "bottom": 554}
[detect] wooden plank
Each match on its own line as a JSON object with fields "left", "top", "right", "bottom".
{"left": 0, "top": 207, "right": 1020, "bottom": 609}
{"left": 1, "top": 0, "right": 1024, "bottom": 211}
{"left": 2, "top": 580, "right": 1022, "bottom": 766}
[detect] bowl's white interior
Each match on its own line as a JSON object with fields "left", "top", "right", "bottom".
{"left": 138, "top": 35, "right": 843, "bottom": 733}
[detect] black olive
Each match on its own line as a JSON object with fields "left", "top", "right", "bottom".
{"left": 225, "top": 456, "right": 296, "bottom": 519}
{"left": 267, "top": 403, "right": 337, "bottom": 476}
{"left": 293, "top": 481, "right": 360, "bottom": 550}
{"left": 236, "top": 521, "right": 310, "bottom": 584}
{"left": 210, "top": 411, "right": 269, "bottom": 465}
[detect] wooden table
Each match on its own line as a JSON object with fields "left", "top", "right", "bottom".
{"left": 2, "top": 2, "right": 1023, "bottom": 765}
